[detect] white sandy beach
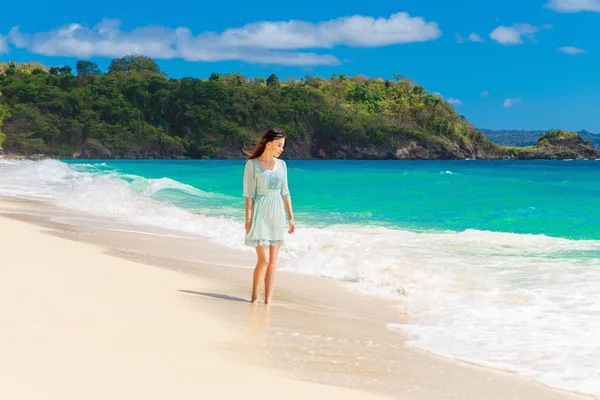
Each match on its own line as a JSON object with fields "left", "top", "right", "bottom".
{"left": 0, "top": 214, "right": 393, "bottom": 399}
{"left": 0, "top": 198, "right": 592, "bottom": 400}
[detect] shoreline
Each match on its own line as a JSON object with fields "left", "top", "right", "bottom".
{"left": 0, "top": 195, "right": 592, "bottom": 400}
{"left": 2, "top": 154, "right": 600, "bottom": 162}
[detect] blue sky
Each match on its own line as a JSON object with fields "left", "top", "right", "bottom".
{"left": 1, "top": 0, "right": 599, "bottom": 131}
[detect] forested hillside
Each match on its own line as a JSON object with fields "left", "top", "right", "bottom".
{"left": 1, "top": 56, "right": 596, "bottom": 160}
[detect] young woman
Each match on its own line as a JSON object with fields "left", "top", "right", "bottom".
{"left": 243, "top": 128, "right": 296, "bottom": 304}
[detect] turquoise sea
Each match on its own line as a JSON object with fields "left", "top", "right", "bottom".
{"left": 66, "top": 159, "right": 600, "bottom": 239}
{"left": 1, "top": 158, "right": 599, "bottom": 398}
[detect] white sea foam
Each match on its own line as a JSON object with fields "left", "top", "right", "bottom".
{"left": 1, "top": 159, "right": 599, "bottom": 398}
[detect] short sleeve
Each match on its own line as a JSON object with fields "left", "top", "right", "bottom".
{"left": 243, "top": 160, "right": 256, "bottom": 198}
{"left": 281, "top": 160, "right": 290, "bottom": 198}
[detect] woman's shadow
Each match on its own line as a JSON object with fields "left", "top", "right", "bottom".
{"left": 179, "top": 290, "right": 250, "bottom": 303}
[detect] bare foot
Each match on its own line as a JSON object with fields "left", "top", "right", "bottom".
{"left": 250, "top": 297, "right": 258, "bottom": 304}
{"left": 264, "top": 298, "right": 273, "bottom": 305}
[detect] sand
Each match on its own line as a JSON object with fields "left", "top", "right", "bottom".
{"left": 0, "top": 198, "right": 592, "bottom": 400}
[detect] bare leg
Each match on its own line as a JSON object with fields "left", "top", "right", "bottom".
{"left": 264, "top": 243, "right": 281, "bottom": 304}
{"left": 251, "top": 246, "right": 269, "bottom": 303}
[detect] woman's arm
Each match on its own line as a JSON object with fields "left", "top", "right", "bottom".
{"left": 245, "top": 198, "right": 253, "bottom": 233}
{"left": 243, "top": 161, "right": 256, "bottom": 234}
{"left": 280, "top": 161, "right": 295, "bottom": 234}
{"left": 283, "top": 196, "right": 295, "bottom": 234}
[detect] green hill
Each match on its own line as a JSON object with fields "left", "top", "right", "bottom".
{"left": 480, "top": 128, "right": 600, "bottom": 149}
{"left": 0, "top": 56, "right": 597, "bottom": 160}
{"left": 503, "top": 130, "right": 599, "bottom": 160}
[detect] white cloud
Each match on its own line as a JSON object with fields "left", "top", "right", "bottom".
{"left": 8, "top": 23, "right": 339, "bottom": 66}
{"left": 490, "top": 23, "right": 540, "bottom": 45}
{"left": 8, "top": 22, "right": 179, "bottom": 59}
{"left": 4, "top": 14, "right": 441, "bottom": 66}
{"left": 468, "top": 33, "right": 485, "bottom": 43}
{"left": 216, "top": 12, "right": 442, "bottom": 48}
{"left": 456, "top": 32, "right": 484, "bottom": 43}
{"left": 433, "top": 92, "right": 462, "bottom": 105}
{"left": 546, "top": 0, "right": 600, "bottom": 12}
{"left": 480, "top": 90, "right": 490, "bottom": 97}
{"left": 0, "top": 35, "right": 8, "bottom": 54}
{"left": 503, "top": 98, "right": 522, "bottom": 107}
{"left": 558, "top": 46, "right": 586, "bottom": 55}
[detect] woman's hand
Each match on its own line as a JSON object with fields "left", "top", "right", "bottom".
{"left": 288, "top": 219, "right": 296, "bottom": 234}
{"left": 245, "top": 220, "right": 252, "bottom": 234}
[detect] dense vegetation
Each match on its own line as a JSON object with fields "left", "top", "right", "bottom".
{"left": 0, "top": 55, "right": 596, "bottom": 160}
{"left": 480, "top": 128, "right": 600, "bottom": 148}
{"left": 0, "top": 96, "right": 7, "bottom": 149}
{"left": 498, "top": 130, "right": 599, "bottom": 160}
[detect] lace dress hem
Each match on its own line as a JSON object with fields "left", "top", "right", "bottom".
{"left": 244, "top": 239, "right": 284, "bottom": 247}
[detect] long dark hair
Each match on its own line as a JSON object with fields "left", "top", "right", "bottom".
{"left": 245, "top": 128, "right": 286, "bottom": 160}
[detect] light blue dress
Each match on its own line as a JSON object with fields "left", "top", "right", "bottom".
{"left": 243, "top": 158, "right": 290, "bottom": 247}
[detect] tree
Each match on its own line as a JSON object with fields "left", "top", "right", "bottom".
{"left": 303, "top": 75, "right": 323, "bottom": 89}
{"left": 392, "top": 72, "right": 404, "bottom": 82}
{"left": 46, "top": 65, "right": 72, "bottom": 76}
{"left": 0, "top": 95, "right": 9, "bottom": 149}
{"left": 59, "top": 65, "right": 73, "bottom": 75}
{"left": 266, "top": 74, "right": 280, "bottom": 88}
{"left": 76, "top": 61, "right": 102, "bottom": 77}
{"left": 108, "top": 55, "right": 161, "bottom": 74}
{"left": 412, "top": 85, "right": 426, "bottom": 95}
{"left": 223, "top": 73, "right": 246, "bottom": 86}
